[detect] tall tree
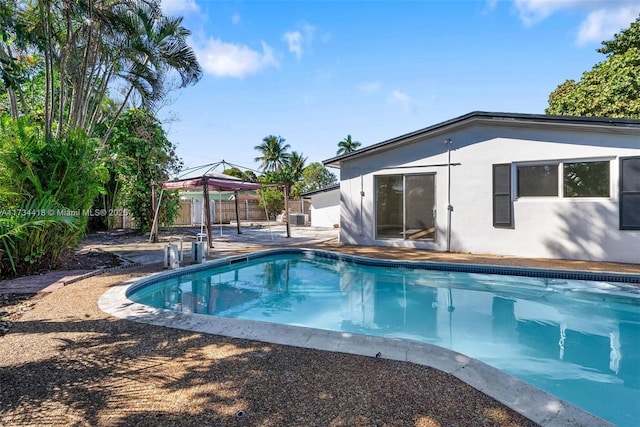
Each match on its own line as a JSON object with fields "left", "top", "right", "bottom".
{"left": 0, "top": 0, "right": 202, "bottom": 138}
{"left": 599, "top": 15, "right": 640, "bottom": 55}
{"left": 0, "top": 0, "right": 40, "bottom": 120}
{"left": 254, "top": 135, "right": 290, "bottom": 172}
{"left": 546, "top": 49, "right": 640, "bottom": 118}
{"left": 108, "top": 108, "right": 182, "bottom": 232}
{"left": 102, "top": 1, "right": 202, "bottom": 142}
{"left": 336, "top": 134, "right": 361, "bottom": 155}
{"left": 301, "top": 162, "right": 337, "bottom": 192}
{"left": 285, "top": 151, "right": 307, "bottom": 198}
{"left": 546, "top": 15, "right": 640, "bottom": 118}
{"left": 289, "top": 151, "right": 307, "bottom": 179}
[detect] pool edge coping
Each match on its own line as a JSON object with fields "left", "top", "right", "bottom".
{"left": 99, "top": 248, "right": 629, "bottom": 427}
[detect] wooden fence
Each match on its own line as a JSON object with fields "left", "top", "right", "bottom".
{"left": 110, "top": 198, "right": 311, "bottom": 229}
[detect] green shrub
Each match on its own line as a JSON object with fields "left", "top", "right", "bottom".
{"left": 0, "top": 116, "right": 105, "bottom": 277}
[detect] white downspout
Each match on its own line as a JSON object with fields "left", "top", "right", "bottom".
{"left": 359, "top": 174, "right": 364, "bottom": 236}
{"left": 445, "top": 138, "right": 453, "bottom": 252}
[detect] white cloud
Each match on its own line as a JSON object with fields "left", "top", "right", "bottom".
{"left": 161, "top": 0, "right": 199, "bottom": 15}
{"left": 509, "top": 1, "right": 640, "bottom": 45}
{"left": 301, "top": 22, "right": 317, "bottom": 42}
{"left": 283, "top": 31, "right": 303, "bottom": 60}
{"left": 195, "top": 39, "right": 278, "bottom": 78}
{"left": 388, "top": 90, "right": 414, "bottom": 112}
{"left": 577, "top": 5, "right": 640, "bottom": 45}
{"left": 513, "top": 0, "right": 579, "bottom": 26}
{"left": 358, "top": 81, "right": 381, "bottom": 95}
{"left": 283, "top": 22, "right": 317, "bottom": 60}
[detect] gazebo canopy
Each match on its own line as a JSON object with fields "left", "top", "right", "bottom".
{"left": 162, "top": 171, "right": 261, "bottom": 191}
{"left": 151, "top": 171, "right": 262, "bottom": 246}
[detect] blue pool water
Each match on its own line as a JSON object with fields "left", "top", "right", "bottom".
{"left": 128, "top": 250, "right": 640, "bottom": 426}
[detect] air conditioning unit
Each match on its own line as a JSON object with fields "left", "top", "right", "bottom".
{"left": 289, "top": 213, "right": 306, "bottom": 226}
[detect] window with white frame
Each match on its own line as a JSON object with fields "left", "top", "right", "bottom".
{"left": 517, "top": 164, "right": 559, "bottom": 197}
{"left": 515, "top": 160, "right": 610, "bottom": 198}
{"left": 563, "top": 161, "right": 610, "bottom": 197}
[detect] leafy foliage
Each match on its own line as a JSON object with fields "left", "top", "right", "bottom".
{"left": 336, "top": 134, "right": 361, "bottom": 155}
{"left": 0, "top": 195, "right": 78, "bottom": 273}
{"left": 301, "top": 162, "right": 337, "bottom": 192}
{"left": 547, "top": 16, "right": 640, "bottom": 118}
{"left": 599, "top": 15, "right": 640, "bottom": 56}
{"left": 254, "top": 135, "right": 308, "bottom": 216}
{"left": 0, "top": 1, "right": 200, "bottom": 279}
{"left": 0, "top": 0, "right": 201, "bottom": 138}
{"left": 287, "top": 151, "right": 308, "bottom": 197}
{"left": 222, "top": 167, "right": 258, "bottom": 182}
{"left": 254, "top": 135, "right": 290, "bottom": 172}
{"left": 0, "top": 115, "right": 105, "bottom": 276}
{"left": 257, "top": 186, "right": 284, "bottom": 220}
{"left": 546, "top": 48, "right": 640, "bottom": 118}
{"left": 107, "top": 108, "right": 182, "bottom": 232}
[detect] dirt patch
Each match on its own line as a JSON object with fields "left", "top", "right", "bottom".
{"left": 0, "top": 293, "right": 44, "bottom": 336}
{"left": 0, "top": 235, "right": 126, "bottom": 336}
{"left": 55, "top": 246, "right": 124, "bottom": 271}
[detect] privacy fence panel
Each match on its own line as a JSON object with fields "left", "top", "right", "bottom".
{"left": 172, "top": 199, "right": 310, "bottom": 225}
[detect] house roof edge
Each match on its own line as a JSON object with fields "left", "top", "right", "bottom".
{"left": 323, "top": 111, "right": 640, "bottom": 168}
{"left": 301, "top": 184, "right": 340, "bottom": 197}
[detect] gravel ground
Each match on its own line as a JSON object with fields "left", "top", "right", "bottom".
{"left": 0, "top": 263, "right": 540, "bottom": 427}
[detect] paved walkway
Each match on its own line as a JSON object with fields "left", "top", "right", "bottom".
{"left": 3, "top": 223, "right": 640, "bottom": 295}
{"left": 0, "top": 270, "right": 91, "bottom": 294}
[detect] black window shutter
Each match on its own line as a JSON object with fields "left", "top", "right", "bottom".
{"left": 620, "top": 156, "right": 640, "bottom": 230}
{"left": 493, "top": 164, "right": 513, "bottom": 228}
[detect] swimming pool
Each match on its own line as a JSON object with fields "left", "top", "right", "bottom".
{"left": 115, "top": 249, "right": 640, "bottom": 427}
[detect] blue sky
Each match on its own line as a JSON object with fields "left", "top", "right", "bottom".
{"left": 157, "top": 0, "right": 640, "bottom": 174}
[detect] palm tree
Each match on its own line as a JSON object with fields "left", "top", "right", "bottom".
{"left": 336, "top": 134, "right": 361, "bottom": 155}
{"left": 289, "top": 151, "right": 307, "bottom": 180}
{"left": 286, "top": 151, "right": 307, "bottom": 198}
{"left": 254, "top": 135, "right": 291, "bottom": 172}
{"left": 102, "top": 1, "right": 202, "bottom": 141}
{"left": 7, "top": 0, "right": 201, "bottom": 138}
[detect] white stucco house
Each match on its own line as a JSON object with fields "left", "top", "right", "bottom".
{"left": 323, "top": 112, "right": 640, "bottom": 264}
{"left": 302, "top": 185, "right": 340, "bottom": 227}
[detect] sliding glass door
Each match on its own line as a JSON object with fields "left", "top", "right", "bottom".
{"left": 375, "top": 174, "right": 435, "bottom": 240}
{"left": 405, "top": 175, "right": 435, "bottom": 240}
{"left": 376, "top": 175, "right": 403, "bottom": 238}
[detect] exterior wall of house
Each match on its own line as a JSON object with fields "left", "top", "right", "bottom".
{"left": 309, "top": 189, "right": 340, "bottom": 227}
{"left": 338, "top": 123, "right": 640, "bottom": 264}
